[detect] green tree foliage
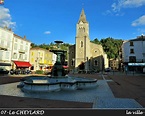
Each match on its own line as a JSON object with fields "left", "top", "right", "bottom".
{"left": 31, "top": 43, "right": 38, "bottom": 48}
{"left": 92, "top": 37, "right": 123, "bottom": 59}
{"left": 90, "top": 38, "right": 101, "bottom": 44}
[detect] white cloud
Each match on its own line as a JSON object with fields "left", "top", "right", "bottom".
{"left": 112, "top": 0, "right": 145, "bottom": 12}
{"left": 0, "top": 6, "right": 16, "bottom": 29}
{"left": 132, "top": 15, "right": 145, "bottom": 26}
{"left": 44, "top": 31, "right": 51, "bottom": 35}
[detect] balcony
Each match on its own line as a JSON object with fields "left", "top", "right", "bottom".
{"left": 0, "top": 45, "right": 8, "bottom": 51}
{"left": 19, "top": 49, "right": 25, "bottom": 53}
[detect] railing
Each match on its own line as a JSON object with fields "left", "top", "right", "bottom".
{"left": 19, "top": 49, "right": 25, "bottom": 53}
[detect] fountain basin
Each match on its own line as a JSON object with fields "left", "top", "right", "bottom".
{"left": 17, "top": 76, "right": 98, "bottom": 92}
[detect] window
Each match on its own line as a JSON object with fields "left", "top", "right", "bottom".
{"left": 130, "top": 41, "right": 134, "bottom": 46}
{"left": 24, "top": 55, "right": 27, "bottom": 60}
{"left": 0, "top": 51, "right": 3, "bottom": 60}
{"left": 15, "top": 38, "right": 17, "bottom": 42}
{"left": 94, "top": 60, "right": 98, "bottom": 66}
{"left": 31, "top": 52, "right": 34, "bottom": 56}
{"left": 129, "top": 56, "right": 136, "bottom": 62}
{"left": 19, "top": 54, "right": 23, "bottom": 59}
{"left": 31, "top": 58, "right": 34, "bottom": 62}
{"left": 7, "top": 41, "right": 10, "bottom": 48}
{"left": 80, "top": 41, "right": 83, "bottom": 47}
{"left": 79, "top": 26, "right": 85, "bottom": 33}
{"left": 5, "top": 52, "right": 9, "bottom": 59}
{"left": 1, "top": 40, "right": 4, "bottom": 45}
{"left": 20, "top": 45, "right": 23, "bottom": 50}
{"left": 130, "top": 49, "right": 134, "bottom": 54}
{"left": 14, "top": 43, "right": 17, "bottom": 50}
{"left": 13, "top": 53, "right": 17, "bottom": 59}
{"left": 71, "top": 60, "right": 74, "bottom": 66}
{"left": 25, "top": 46, "right": 28, "bottom": 51}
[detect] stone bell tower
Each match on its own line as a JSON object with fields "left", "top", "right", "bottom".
{"left": 75, "top": 8, "right": 90, "bottom": 69}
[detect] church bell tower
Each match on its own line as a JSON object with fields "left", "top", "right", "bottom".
{"left": 75, "top": 8, "right": 90, "bottom": 68}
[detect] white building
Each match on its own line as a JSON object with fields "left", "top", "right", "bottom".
{"left": 122, "top": 34, "right": 145, "bottom": 72}
{"left": 0, "top": 27, "right": 13, "bottom": 70}
{"left": 0, "top": 26, "right": 31, "bottom": 71}
{"left": 12, "top": 34, "right": 31, "bottom": 70}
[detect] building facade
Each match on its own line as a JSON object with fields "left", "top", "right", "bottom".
{"left": 122, "top": 34, "right": 145, "bottom": 72}
{"left": 11, "top": 34, "right": 31, "bottom": 70}
{"left": 0, "top": 27, "right": 13, "bottom": 70}
{"left": 0, "top": 26, "right": 32, "bottom": 71}
{"left": 68, "top": 9, "right": 108, "bottom": 72}
{"left": 30, "top": 47, "right": 56, "bottom": 71}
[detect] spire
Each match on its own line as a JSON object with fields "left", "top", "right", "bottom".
{"left": 78, "top": 8, "right": 88, "bottom": 23}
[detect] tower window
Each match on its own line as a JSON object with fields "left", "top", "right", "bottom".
{"left": 80, "top": 41, "right": 83, "bottom": 47}
{"left": 71, "top": 59, "right": 75, "bottom": 66}
{"left": 94, "top": 60, "right": 98, "bottom": 66}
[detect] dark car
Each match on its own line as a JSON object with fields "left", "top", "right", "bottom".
{"left": 105, "top": 67, "right": 112, "bottom": 72}
{"left": 10, "top": 69, "right": 16, "bottom": 75}
{"left": 25, "top": 70, "right": 32, "bottom": 74}
{"left": 10, "top": 69, "right": 21, "bottom": 75}
{"left": 0, "top": 68, "right": 9, "bottom": 75}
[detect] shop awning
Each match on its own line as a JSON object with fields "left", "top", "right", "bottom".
{"left": 13, "top": 61, "right": 31, "bottom": 68}
{"left": 63, "top": 65, "right": 68, "bottom": 69}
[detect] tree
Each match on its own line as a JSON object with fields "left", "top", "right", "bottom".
{"left": 31, "top": 43, "right": 38, "bottom": 48}
{"left": 100, "top": 37, "right": 123, "bottom": 59}
{"left": 91, "top": 38, "right": 101, "bottom": 44}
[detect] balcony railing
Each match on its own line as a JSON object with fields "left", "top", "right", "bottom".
{"left": 19, "top": 49, "right": 25, "bottom": 53}
{"left": 0, "top": 45, "right": 8, "bottom": 51}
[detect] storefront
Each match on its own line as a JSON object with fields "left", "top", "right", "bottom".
{"left": 13, "top": 61, "right": 31, "bottom": 69}
{"left": 0, "top": 62, "right": 11, "bottom": 70}
{"left": 128, "top": 63, "right": 145, "bottom": 73}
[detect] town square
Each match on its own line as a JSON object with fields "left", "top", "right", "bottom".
{"left": 0, "top": 0, "right": 145, "bottom": 115}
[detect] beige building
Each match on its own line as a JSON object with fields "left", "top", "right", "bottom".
{"left": 109, "top": 58, "right": 119, "bottom": 70}
{"left": 68, "top": 9, "right": 108, "bottom": 72}
{"left": 30, "top": 47, "right": 56, "bottom": 71}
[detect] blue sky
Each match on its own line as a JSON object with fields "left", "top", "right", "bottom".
{"left": 0, "top": 0, "right": 145, "bottom": 45}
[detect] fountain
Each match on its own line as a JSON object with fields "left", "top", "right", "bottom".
{"left": 17, "top": 41, "right": 97, "bottom": 92}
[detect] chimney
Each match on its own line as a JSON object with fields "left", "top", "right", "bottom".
{"left": 24, "top": 35, "right": 26, "bottom": 39}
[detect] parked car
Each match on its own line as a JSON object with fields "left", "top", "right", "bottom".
{"left": 10, "top": 69, "right": 15, "bottom": 75}
{"left": 0, "top": 68, "right": 9, "bottom": 74}
{"left": 105, "top": 67, "right": 112, "bottom": 72}
{"left": 10, "top": 69, "right": 32, "bottom": 75}
{"left": 25, "top": 70, "right": 32, "bottom": 74}
{"left": 10, "top": 69, "right": 20, "bottom": 75}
